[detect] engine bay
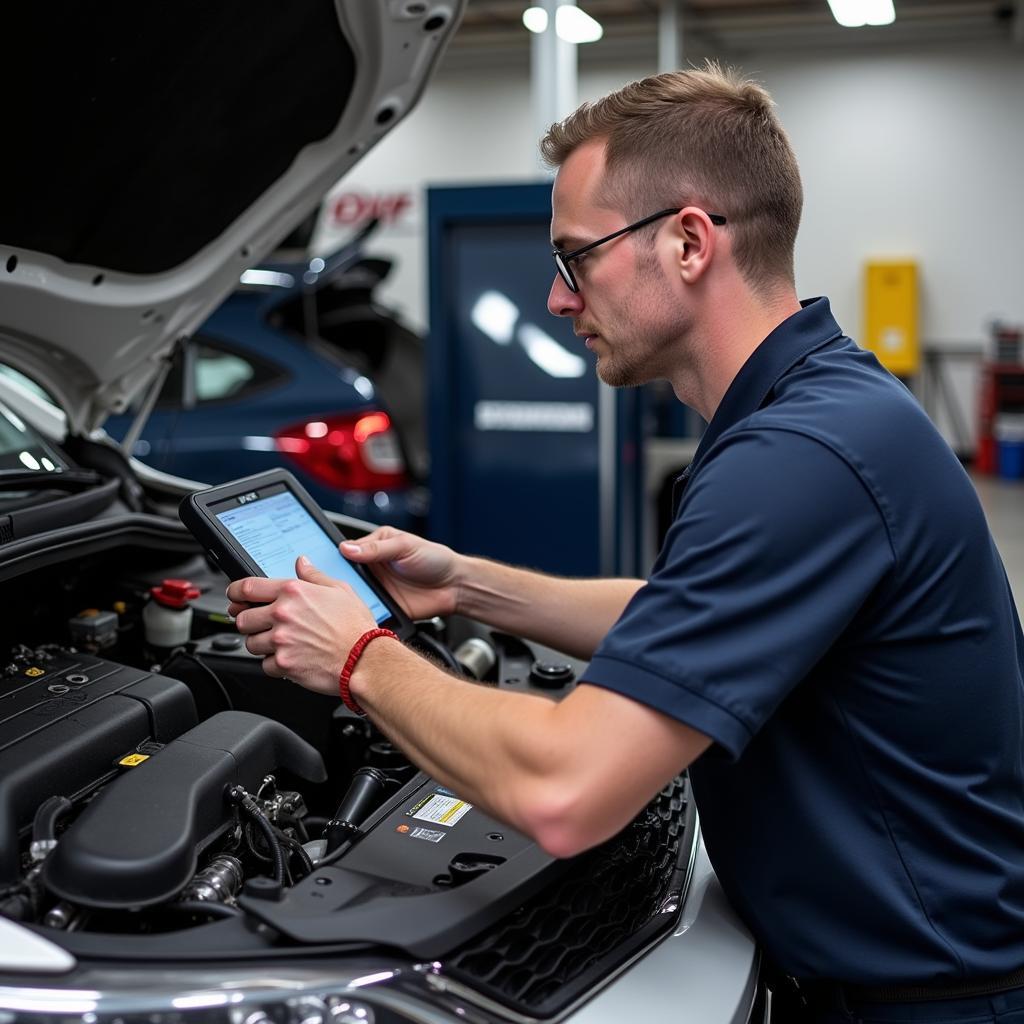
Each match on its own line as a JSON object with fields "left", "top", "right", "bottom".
{"left": 0, "top": 542, "right": 695, "bottom": 1019}
{"left": 0, "top": 551, "right": 576, "bottom": 951}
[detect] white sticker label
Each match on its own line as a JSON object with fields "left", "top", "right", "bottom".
{"left": 410, "top": 827, "right": 446, "bottom": 843}
{"left": 473, "top": 400, "right": 594, "bottom": 433}
{"left": 409, "top": 792, "right": 472, "bottom": 827}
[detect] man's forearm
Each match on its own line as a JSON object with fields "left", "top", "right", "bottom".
{"left": 349, "top": 639, "right": 710, "bottom": 858}
{"left": 350, "top": 640, "right": 569, "bottom": 840}
{"left": 455, "top": 556, "right": 643, "bottom": 660}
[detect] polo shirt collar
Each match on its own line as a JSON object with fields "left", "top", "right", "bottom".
{"left": 689, "top": 296, "right": 843, "bottom": 472}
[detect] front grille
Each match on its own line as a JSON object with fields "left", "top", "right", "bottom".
{"left": 445, "top": 775, "right": 693, "bottom": 1018}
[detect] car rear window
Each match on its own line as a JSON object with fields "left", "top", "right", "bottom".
{"left": 193, "top": 341, "right": 286, "bottom": 405}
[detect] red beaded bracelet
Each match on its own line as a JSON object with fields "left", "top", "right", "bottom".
{"left": 338, "top": 627, "right": 398, "bottom": 716}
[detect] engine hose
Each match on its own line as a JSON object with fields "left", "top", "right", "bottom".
{"left": 313, "top": 837, "right": 354, "bottom": 870}
{"left": 244, "top": 822, "right": 274, "bottom": 863}
{"left": 226, "top": 786, "right": 286, "bottom": 885}
{"left": 243, "top": 822, "right": 312, "bottom": 883}
{"left": 277, "top": 829, "right": 315, "bottom": 880}
{"left": 32, "top": 796, "right": 73, "bottom": 844}
{"left": 410, "top": 630, "right": 462, "bottom": 673}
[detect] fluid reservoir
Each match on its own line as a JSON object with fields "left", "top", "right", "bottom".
{"left": 144, "top": 579, "right": 200, "bottom": 649}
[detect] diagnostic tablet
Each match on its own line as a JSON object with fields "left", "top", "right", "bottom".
{"left": 178, "top": 468, "right": 413, "bottom": 639}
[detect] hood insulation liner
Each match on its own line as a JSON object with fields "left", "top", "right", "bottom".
{"left": 3, "top": 1, "right": 355, "bottom": 274}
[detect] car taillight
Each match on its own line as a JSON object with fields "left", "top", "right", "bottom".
{"left": 274, "top": 411, "right": 407, "bottom": 491}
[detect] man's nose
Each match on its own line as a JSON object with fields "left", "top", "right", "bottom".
{"left": 547, "top": 274, "right": 584, "bottom": 318}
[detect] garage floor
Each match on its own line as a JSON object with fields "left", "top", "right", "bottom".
{"left": 972, "top": 474, "right": 1024, "bottom": 615}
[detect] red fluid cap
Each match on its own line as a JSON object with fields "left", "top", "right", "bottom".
{"left": 150, "top": 579, "right": 200, "bottom": 609}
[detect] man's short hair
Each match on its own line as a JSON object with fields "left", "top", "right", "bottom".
{"left": 540, "top": 62, "right": 803, "bottom": 293}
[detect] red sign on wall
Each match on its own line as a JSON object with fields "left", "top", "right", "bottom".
{"left": 330, "top": 191, "right": 414, "bottom": 227}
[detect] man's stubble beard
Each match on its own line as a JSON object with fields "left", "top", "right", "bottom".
{"left": 595, "top": 258, "right": 684, "bottom": 389}
{"left": 595, "top": 342, "right": 647, "bottom": 388}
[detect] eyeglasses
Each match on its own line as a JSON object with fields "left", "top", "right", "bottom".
{"left": 552, "top": 207, "right": 727, "bottom": 293}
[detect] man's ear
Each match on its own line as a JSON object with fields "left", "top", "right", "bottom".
{"left": 673, "top": 208, "right": 718, "bottom": 285}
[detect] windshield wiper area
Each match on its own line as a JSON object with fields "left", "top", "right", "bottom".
{"left": 0, "top": 470, "right": 102, "bottom": 492}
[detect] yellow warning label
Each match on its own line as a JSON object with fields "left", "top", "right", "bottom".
{"left": 24, "top": 667, "right": 45, "bottom": 677}
{"left": 119, "top": 754, "right": 150, "bottom": 767}
{"left": 410, "top": 793, "right": 471, "bottom": 828}
{"left": 439, "top": 801, "right": 467, "bottom": 824}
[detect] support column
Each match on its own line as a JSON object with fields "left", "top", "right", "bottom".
{"left": 531, "top": 0, "right": 579, "bottom": 148}
{"left": 658, "top": 0, "right": 683, "bottom": 73}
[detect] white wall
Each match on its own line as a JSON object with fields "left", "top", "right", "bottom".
{"left": 755, "top": 45, "right": 1024, "bottom": 347}
{"left": 315, "top": 42, "right": 1024, "bottom": 444}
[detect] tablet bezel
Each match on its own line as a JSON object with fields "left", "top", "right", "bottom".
{"left": 179, "top": 468, "right": 414, "bottom": 641}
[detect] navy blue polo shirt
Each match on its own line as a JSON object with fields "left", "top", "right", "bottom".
{"left": 584, "top": 298, "right": 1024, "bottom": 984}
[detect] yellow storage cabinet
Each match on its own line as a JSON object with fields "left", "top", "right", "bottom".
{"left": 864, "top": 260, "right": 919, "bottom": 377}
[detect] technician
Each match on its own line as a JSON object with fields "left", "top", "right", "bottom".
{"left": 227, "top": 65, "right": 1024, "bottom": 1023}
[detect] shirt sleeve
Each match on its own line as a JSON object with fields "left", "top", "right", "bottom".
{"left": 583, "top": 427, "right": 895, "bottom": 759}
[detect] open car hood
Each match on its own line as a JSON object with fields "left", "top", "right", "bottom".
{"left": 0, "top": 1, "right": 462, "bottom": 435}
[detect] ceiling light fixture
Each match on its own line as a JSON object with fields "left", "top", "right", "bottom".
{"left": 523, "top": 4, "right": 603, "bottom": 43}
{"left": 555, "top": 5, "right": 603, "bottom": 43}
{"left": 826, "top": 0, "right": 896, "bottom": 27}
{"left": 827, "top": 0, "right": 892, "bottom": 26}
{"left": 522, "top": 7, "right": 548, "bottom": 33}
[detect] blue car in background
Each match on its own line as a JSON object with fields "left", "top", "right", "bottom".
{"left": 105, "top": 222, "right": 428, "bottom": 530}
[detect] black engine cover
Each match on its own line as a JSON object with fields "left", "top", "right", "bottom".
{"left": 44, "top": 711, "right": 326, "bottom": 909}
{"left": 241, "top": 774, "right": 563, "bottom": 957}
{"left": 0, "top": 651, "right": 197, "bottom": 886}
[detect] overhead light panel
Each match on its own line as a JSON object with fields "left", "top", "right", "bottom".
{"left": 826, "top": 0, "right": 895, "bottom": 27}
{"left": 523, "top": 5, "right": 603, "bottom": 43}
{"left": 555, "top": 5, "right": 603, "bottom": 43}
{"left": 522, "top": 7, "right": 548, "bottom": 33}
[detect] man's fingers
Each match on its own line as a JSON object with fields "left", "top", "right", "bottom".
{"left": 296, "top": 555, "right": 339, "bottom": 586}
{"left": 245, "top": 631, "right": 276, "bottom": 657}
{"left": 225, "top": 576, "right": 287, "bottom": 605}
{"left": 234, "top": 605, "right": 275, "bottom": 635}
{"left": 261, "top": 654, "right": 288, "bottom": 679}
{"left": 340, "top": 533, "right": 410, "bottom": 564}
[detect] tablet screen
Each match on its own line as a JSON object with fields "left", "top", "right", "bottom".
{"left": 215, "top": 488, "right": 391, "bottom": 625}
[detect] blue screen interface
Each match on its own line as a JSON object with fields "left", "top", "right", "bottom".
{"left": 216, "top": 490, "right": 390, "bottom": 625}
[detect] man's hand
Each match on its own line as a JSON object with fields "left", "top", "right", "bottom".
{"left": 339, "top": 527, "right": 462, "bottom": 620}
{"left": 226, "top": 556, "right": 377, "bottom": 694}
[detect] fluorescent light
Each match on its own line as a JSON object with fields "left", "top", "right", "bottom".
{"left": 826, "top": 0, "right": 895, "bottom": 27}
{"left": 523, "top": 6, "right": 548, "bottom": 32}
{"left": 556, "top": 5, "right": 603, "bottom": 43}
{"left": 524, "top": 4, "right": 604, "bottom": 42}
